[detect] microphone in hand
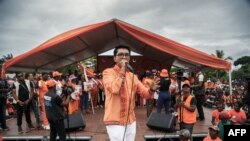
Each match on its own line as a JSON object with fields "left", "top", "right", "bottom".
{"left": 125, "top": 63, "right": 134, "bottom": 72}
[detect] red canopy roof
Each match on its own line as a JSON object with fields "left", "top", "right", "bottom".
{"left": 2, "top": 19, "right": 231, "bottom": 76}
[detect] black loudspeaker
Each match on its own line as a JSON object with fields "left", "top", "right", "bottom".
{"left": 146, "top": 112, "right": 176, "bottom": 132}
{"left": 64, "top": 112, "right": 86, "bottom": 131}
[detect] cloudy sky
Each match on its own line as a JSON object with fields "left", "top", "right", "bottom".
{"left": 1, "top": 0, "right": 250, "bottom": 63}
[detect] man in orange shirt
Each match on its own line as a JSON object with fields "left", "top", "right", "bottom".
{"left": 229, "top": 101, "right": 247, "bottom": 124}
{"left": 211, "top": 103, "right": 224, "bottom": 125}
{"left": 203, "top": 125, "right": 221, "bottom": 141}
{"left": 102, "top": 45, "right": 159, "bottom": 141}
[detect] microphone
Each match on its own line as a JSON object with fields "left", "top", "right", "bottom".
{"left": 126, "top": 63, "right": 134, "bottom": 72}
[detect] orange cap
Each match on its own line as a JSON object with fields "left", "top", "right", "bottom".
{"left": 160, "top": 69, "right": 168, "bottom": 77}
{"left": 46, "top": 80, "right": 56, "bottom": 88}
{"left": 52, "top": 71, "right": 62, "bottom": 77}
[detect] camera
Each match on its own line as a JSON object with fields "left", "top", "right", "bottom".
{"left": 62, "top": 85, "right": 74, "bottom": 97}
{"left": 176, "top": 69, "right": 184, "bottom": 80}
{"left": 151, "top": 69, "right": 158, "bottom": 78}
{"left": 177, "top": 98, "right": 182, "bottom": 103}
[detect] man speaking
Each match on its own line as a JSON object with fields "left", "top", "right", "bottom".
{"left": 102, "top": 45, "right": 159, "bottom": 141}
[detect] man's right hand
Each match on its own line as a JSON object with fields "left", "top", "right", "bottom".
{"left": 119, "top": 59, "right": 127, "bottom": 69}
{"left": 17, "top": 100, "right": 24, "bottom": 106}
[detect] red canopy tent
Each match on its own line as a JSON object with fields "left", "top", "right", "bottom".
{"left": 1, "top": 19, "right": 231, "bottom": 76}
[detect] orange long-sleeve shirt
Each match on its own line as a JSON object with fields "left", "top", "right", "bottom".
{"left": 103, "top": 65, "right": 153, "bottom": 125}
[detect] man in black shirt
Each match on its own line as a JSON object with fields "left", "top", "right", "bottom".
{"left": 12, "top": 73, "right": 35, "bottom": 133}
{"left": 25, "top": 73, "right": 41, "bottom": 129}
{"left": 44, "top": 80, "right": 70, "bottom": 141}
{"left": 0, "top": 75, "right": 10, "bottom": 131}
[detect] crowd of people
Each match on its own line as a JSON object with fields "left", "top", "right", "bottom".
{"left": 0, "top": 45, "right": 249, "bottom": 141}
{"left": 0, "top": 68, "right": 105, "bottom": 140}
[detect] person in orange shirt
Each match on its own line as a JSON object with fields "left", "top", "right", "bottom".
{"left": 38, "top": 73, "right": 49, "bottom": 130}
{"left": 203, "top": 125, "right": 222, "bottom": 141}
{"left": 52, "top": 71, "right": 63, "bottom": 96}
{"left": 102, "top": 45, "right": 159, "bottom": 141}
{"left": 223, "top": 91, "right": 232, "bottom": 110}
{"left": 67, "top": 75, "right": 81, "bottom": 114}
{"left": 229, "top": 101, "right": 247, "bottom": 124}
{"left": 218, "top": 111, "right": 231, "bottom": 140}
{"left": 211, "top": 103, "right": 224, "bottom": 125}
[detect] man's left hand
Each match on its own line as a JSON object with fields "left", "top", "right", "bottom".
{"left": 149, "top": 77, "right": 160, "bottom": 92}
{"left": 24, "top": 100, "right": 30, "bottom": 105}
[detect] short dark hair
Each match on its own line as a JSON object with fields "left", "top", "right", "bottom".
{"left": 42, "top": 72, "right": 48, "bottom": 76}
{"left": 16, "top": 73, "right": 23, "bottom": 78}
{"left": 235, "top": 101, "right": 243, "bottom": 108}
{"left": 25, "top": 73, "right": 29, "bottom": 79}
{"left": 113, "top": 45, "right": 131, "bottom": 56}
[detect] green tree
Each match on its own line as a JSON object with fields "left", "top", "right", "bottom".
{"left": 233, "top": 56, "right": 250, "bottom": 66}
{"left": 82, "top": 56, "right": 97, "bottom": 71}
{"left": 213, "top": 50, "right": 233, "bottom": 61}
{"left": 0, "top": 53, "right": 13, "bottom": 71}
{"left": 59, "top": 56, "right": 97, "bottom": 75}
{"left": 212, "top": 50, "right": 233, "bottom": 79}
{"left": 232, "top": 56, "right": 250, "bottom": 80}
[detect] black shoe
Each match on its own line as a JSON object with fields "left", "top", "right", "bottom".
{"left": 199, "top": 118, "right": 205, "bottom": 121}
{"left": 18, "top": 126, "right": 23, "bottom": 134}
{"left": 36, "top": 123, "right": 42, "bottom": 129}
{"left": 28, "top": 124, "right": 35, "bottom": 129}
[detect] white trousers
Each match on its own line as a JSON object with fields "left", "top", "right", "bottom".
{"left": 106, "top": 121, "right": 136, "bottom": 141}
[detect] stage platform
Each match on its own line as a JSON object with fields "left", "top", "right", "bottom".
{"left": 1, "top": 106, "right": 212, "bottom": 141}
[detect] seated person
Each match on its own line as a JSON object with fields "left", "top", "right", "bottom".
{"left": 211, "top": 103, "right": 225, "bottom": 125}
{"left": 218, "top": 111, "right": 231, "bottom": 141}
{"left": 229, "top": 101, "right": 247, "bottom": 125}
{"left": 179, "top": 129, "right": 191, "bottom": 141}
{"left": 203, "top": 125, "right": 221, "bottom": 141}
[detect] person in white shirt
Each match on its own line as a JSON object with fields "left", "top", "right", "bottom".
{"left": 191, "top": 71, "right": 205, "bottom": 121}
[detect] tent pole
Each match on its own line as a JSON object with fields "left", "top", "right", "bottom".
{"left": 229, "top": 69, "right": 232, "bottom": 96}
